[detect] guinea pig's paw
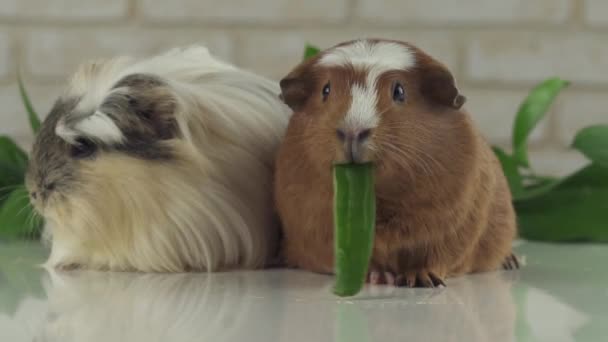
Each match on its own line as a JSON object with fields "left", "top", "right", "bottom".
{"left": 366, "top": 269, "right": 397, "bottom": 286}
{"left": 501, "top": 253, "right": 520, "bottom": 270}
{"left": 394, "top": 269, "right": 446, "bottom": 288}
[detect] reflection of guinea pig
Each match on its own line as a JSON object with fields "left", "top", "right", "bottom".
{"left": 37, "top": 270, "right": 276, "bottom": 342}
{"left": 25, "top": 46, "right": 290, "bottom": 272}
{"left": 275, "top": 39, "right": 518, "bottom": 286}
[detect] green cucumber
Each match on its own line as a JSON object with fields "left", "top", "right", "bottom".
{"left": 333, "top": 163, "right": 376, "bottom": 297}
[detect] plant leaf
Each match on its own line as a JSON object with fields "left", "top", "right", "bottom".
{"left": 0, "top": 135, "right": 28, "bottom": 172}
{"left": 0, "top": 136, "right": 28, "bottom": 202}
{"left": 493, "top": 145, "right": 568, "bottom": 202}
{"left": 512, "top": 77, "right": 569, "bottom": 167}
{"left": 572, "top": 125, "right": 608, "bottom": 167}
{"left": 513, "top": 177, "right": 562, "bottom": 202}
{"left": 17, "top": 73, "right": 41, "bottom": 134}
{"left": 516, "top": 163, "right": 608, "bottom": 242}
{"left": 0, "top": 186, "right": 41, "bottom": 240}
{"left": 492, "top": 146, "right": 524, "bottom": 198}
{"left": 303, "top": 44, "right": 321, "bottom": 60}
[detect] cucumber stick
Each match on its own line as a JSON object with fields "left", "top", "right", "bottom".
{"left": 333, "top": 163, "right": 376, "bottom": 297}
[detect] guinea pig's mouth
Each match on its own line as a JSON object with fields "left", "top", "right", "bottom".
{"left": 25, "top": 182, "right": 56, "bottom": 216}
{"left": 27, "top": 192, "right": 46, "bottom": 215}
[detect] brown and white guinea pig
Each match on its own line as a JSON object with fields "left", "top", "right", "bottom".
{"left": 275, "top": 39, "right": 518, "bottom": 287}
{"left": 26, "top": 45, "right": 290, "bottom": 272}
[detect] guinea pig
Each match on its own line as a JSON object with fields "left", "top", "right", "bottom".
{"left": 26, "top": 45, "right": 290, "bottom": 272}
{"left": 275, "top": 39, "right": 518, "bottom": 287}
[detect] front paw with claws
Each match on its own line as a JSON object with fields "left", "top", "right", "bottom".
{"left": 395, "top": 270, "right": 446, "bottom": 288}
{"left": 367, "top": 268, "right": 446, "bottom": 288}
{"left": 502, "top": 253, "right": 520, "bottom": 270}
{"left": 367, "top": 269, "right": 397, "bottom": 286}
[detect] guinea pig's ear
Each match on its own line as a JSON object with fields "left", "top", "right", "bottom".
{"left": 280, "top": 64, "right": 315, "bottom": 112}
{"left": 101, "top": 74, "right": 178, "bottom": 140}
{"left": 56, "top": 74, "right": 178, "bottom": 146}
{"left": 416, "top": 58, "right": 466, "bottom": 110}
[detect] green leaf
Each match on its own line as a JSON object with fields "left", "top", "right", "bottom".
{"left": 492, "top": 147, "right": 524, "bottom": 198}
{"left": 516, "top": 163, "right": 608, "bottom": 242}
{"left": 0, "top": 136, "right": 28, "bottom": 172}
{"left": 493, "top": 146, "right": 567, "bottom": 202}
{"left": 333, "top": 163, "right": 375, "bottom": 297}
{"left": 512, "top": 77, "right": 569, "bottom": 167}
{"left": 17, "top": 73, "right": 41, "bottom": 134}
{"left": 514, "top": 177, "right": 562, "bottom": 202}
{"left": 303, "top": 43, "right": 321, "bottom": 60}
{"left": 0, "top": 186, "right": 41, "bottom": 240}
{"left": 0, "top": 136, "right": 28, "bottom": 202}
{"left": 572, "top": 125, "right": 608, "bottom": 167}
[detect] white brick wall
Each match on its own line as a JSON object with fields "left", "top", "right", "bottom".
{"left": 355, "top": 0, "right": 571, "bottom": 25}
{"left": 139, "top": 0, "right": 348, "bottom": 23}
{"left": 0, "top": 31, "right": 13, "bottom": 80}
{"left": 24, "top": 28, "right": 235, "bottom": 79}
{"left": 466, "top": 32, "right": 608, "bottom": 85}
{"left": 0, "top": 0, "right": 128, "bottom": 21}
{"left": 0, "top": 0, "right": 606, "bottom": 175}
{"left": 584, "top": 0, "right": 608, "bottom": 26}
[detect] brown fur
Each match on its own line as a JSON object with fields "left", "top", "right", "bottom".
{"left": 274, "top": 39, "right": 517, "bottom": 286}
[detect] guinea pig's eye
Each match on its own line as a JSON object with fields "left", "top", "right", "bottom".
{"left": 392, "top": 82, "right": 406, "bottom": 103}
{"left": 322, "top": 82, "right": 330, "bottom": 101}
{"left": 70, "top": 138, "right": 97, "bottom": 159}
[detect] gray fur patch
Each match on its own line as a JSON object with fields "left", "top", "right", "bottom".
{"left": 100, "top": 73, "right": 178, "bottom": 159}
{"left": 27, "top": 97, "right": 81, "bottom": 202}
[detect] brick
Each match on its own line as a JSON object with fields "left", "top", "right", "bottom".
{"left": 554, "top": 92, "right": 608, "bottom": 145}
{"left": 237, "top": 30, "right": 459, "bottom": 80}
{"left": 584, "top": 0, "right": 608, "bottom": 26}
{"left": 0, "top": 82, "right": 62, "bottom": 147}
{"left": 139, "top": 0, "right": 348, "bottom": 23}
{"left": 0, "top": 32, "right": 12, "bottom": 80}
{"left": 24, "top": 28, "right": 235, "bottom": 79}
{"left": 0, "top": 0, "right": 128, "bottom": 21}
{"left": 528, "top": 148, "right": 589, "bottom": 177}
{"left": 355, "top": 0, "right": 571, "bottom": 25}
{"left": 462, "top": 88, "right": 547, "bottom": 145}
{"left": 466, "top": 33, "right": 608, "bottom": 85}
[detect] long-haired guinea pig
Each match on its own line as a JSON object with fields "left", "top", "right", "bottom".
{"left": 275, "top": 39, "right": 518, "bottom": 287}
{"left": 26, "top": 45, "right": 290, "bottom": 272}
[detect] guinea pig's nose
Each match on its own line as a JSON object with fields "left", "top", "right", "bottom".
{"left": 337, "top": 128, "right": 373, "bottom": 163}
{"left": 336, "top": 128, "right": 372, "bottom": 143}
{"left": 30, "top": 191, "right": 37, "bottom": 200}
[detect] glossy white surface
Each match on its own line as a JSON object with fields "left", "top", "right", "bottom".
{"left": 0, "top": 241, "right": 607, "bottom": 342}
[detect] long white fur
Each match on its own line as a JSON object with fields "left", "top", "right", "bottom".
{"left": 56, "top": 110, "right": 124, "bottom": 144}
{"left": 319, "top": 40, "right": 415, "bottom": 133}
{"left": 44, "top": 45, "right": 290, "bottom": 272}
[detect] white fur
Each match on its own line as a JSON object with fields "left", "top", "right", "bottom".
{"left": 344, "top": 84, "right": 379, "bottom": 132}
{"left": 54, "top": 121, "right": 78, "bottom": 145}
{"left": 56, "top": 111, "right": 124, "bottom": 144}
{"left": 43, "top": 45, "right": 290, "bottom": 272}
{"left": 319, "top": 40, "right": 415, "bottom": 71}
{"left": 320, "top": 40, "right": 415, "bottom": 133}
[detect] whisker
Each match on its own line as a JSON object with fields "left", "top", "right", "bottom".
{"left": 16, "top": 203, "right": 32, "bottom": 217}
{"left": 374, "top": 136, "right": 447, "bottom": 189}
{"left": 0, "top": 184, "right": 20, "bottom": 192}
